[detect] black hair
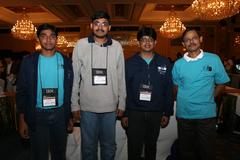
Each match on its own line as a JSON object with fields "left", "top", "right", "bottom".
{"left": 137, "top": 27, "right": 157, "bottom": 41}
{"left": 91, "top": 11, "right": 110, "bottom": 22}
{"left": 36, "top": 23, "right": 58, "bottom": 38}
{"left": 182, "top": 28, "right": 201, "bottom": 41}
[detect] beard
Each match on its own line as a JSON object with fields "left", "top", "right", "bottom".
{"left": 94, "top": 33, "right": 107, "bottom": 39}
{"left": 94, "top": 34, "right": 106, "bottom": 39}
{"left": 93, "top": 29, "right": 107, "bottom": 38}
{"left": 187, "top": 43, "right": 200, "bottom": 52}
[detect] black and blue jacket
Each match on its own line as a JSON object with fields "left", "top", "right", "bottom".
{"left": 125, "top": 52, "right": 174, "bottom": 116}
{"left": 16, "top": 52, "right": 73, "bottom": 131}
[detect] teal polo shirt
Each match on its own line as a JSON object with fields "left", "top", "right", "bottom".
{"left": 172, "top": 52, "right": 230, "bottom": 119}
{"left": 36, "top": 52, "right": 64, "bottom": 109}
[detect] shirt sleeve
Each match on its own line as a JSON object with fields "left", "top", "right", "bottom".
{"left": 16, "top": 58, "right": 28, "bottom": 113}
{"left": 214, "top": 56, "right": 230, "bottom": 84}
{"left": 71, "top": 41, "right": 81, "bottom": 112}
{"left": 116, "top": 45, "right": 126, "bottom": 111}
{"left": 172, "top": 62, "right": 180, "bottom": 86}
{"left": 163, "top": 61, "right": 174, "bottom": 116}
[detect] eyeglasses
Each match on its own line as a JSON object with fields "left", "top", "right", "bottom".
{"left": 93, "top": 21, "right": 110, "bottom": 27}
{"left": 140, "top": 37, "right": 155, "bottom": 43}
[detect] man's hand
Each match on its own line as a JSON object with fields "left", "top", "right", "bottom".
{"left": 116, "top": 109, "right": 124, "bottom": 118}
{"left": 72, "top": 111, "right": 80, "bottom": 123}
{"left": 214, "top": 84, "right": 225, "bottom": 98}
{"left": 121, "top": 117, "right": 128, "bottom": 128}
{"left": 18, "top": 114, "right": 29, "bottom": 139}
{"left": 161, "top": 116, "right": 170, "bottom": 128}
{"left": 67, "top": 118, "right": 74, "bottom": 133}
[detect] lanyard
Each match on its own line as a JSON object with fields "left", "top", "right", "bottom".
{"left": 147, "top": 63, "right": 151, "bottom": 86}
{"left": 91, "top": 43, "right": 108, "bottom": 69}
{"left": 38, "top": 54, "right": 59, "bottom": 89}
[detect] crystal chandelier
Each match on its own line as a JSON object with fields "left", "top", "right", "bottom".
{"left": 57, "top": 34, "right": 77, "bottom": 48}
{"left": 57, "top": 35, "right": 68, "bottom": 47}
{"left": 160, "top": 6, "right": 186, "bottom": 39}
{"left": 118, "top": 38, "right": 138, "bottom": 46}
{"left": 234, "top": 34, "right": 240, "bottom": 46}
{"left": 111, "top": 34, "right": 138, "bottom": 46}
{"left": 11, "top": 9, "right": 37, "bottom": 40}
{"left": 67, "top": 41, "right": 77, "bottom": 48}
{"left": 191, "top": 0, "right": 240, "bottom": 20}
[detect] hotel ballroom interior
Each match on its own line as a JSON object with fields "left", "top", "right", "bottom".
{"left": 0, "top": 0, "right": 240, "bottom": 160}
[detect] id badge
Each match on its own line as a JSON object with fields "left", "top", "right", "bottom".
{"left": 139, "top": 84, "right": 153, "bottom": 101}
{"left": 42, "top": 88, "right": 58, "bottom": 107}
{"left": 92, "top": 68, "right": 107, "bottom": 85}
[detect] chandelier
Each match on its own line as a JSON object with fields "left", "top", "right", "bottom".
{"left": 57, "top": 34, "right": 77, "bottom": 48}
{"left": 234, "top": 34, "right": 240, "bottom": 46}
{"left": 160, "top": 6, "right": 186, "bottom": 39}
{"left": 111, "top": 34, "right": 138, "bottom": 46}
{"left": 57, "top": 35, "right": 68, "bottom": 47}
{"left": 11, "top": 9, "right": 36, "bottom": 40}
{"left": 192, "top": 0, "right": 240, "bottom": 20}
{"left": 118, "top": 38, "right": 138, "bottom": 46}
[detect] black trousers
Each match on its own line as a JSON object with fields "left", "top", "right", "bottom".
{"left": 29, "top": 108, "right": 67, "bottom": 160}
{"left": 127, "top": 110, "right": 162, "bottom": 160}
{"left": 177, "top": 118, "right": 216, "bottom": 160}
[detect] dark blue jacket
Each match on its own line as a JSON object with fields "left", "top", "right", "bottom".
{"left": 16, "top": 52, "right": 73, "bottom": 131}
{"left": 125, "top": 53, "right": 174, "bottom": 116}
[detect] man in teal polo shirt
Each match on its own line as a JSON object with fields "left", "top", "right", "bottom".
{"left": 172, "top": 28, "right": 229, "bottom": 160}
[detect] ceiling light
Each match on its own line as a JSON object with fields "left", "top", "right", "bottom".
{"left": 159, "top": 5, "right": 186, "bottom": 39}
{"left": 192, "top": 0, "right": 240, "bottom": 20}
{"left": 11, "top": 8, "right": 37, "bottom": 40}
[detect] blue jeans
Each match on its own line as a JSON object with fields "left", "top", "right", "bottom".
{"left": 80, "top": 111, "right": 116, "bottom": 160}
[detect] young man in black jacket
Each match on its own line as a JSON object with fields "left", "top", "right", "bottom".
{"left": 121, "top": 27, "right": 174, "bottom": 160}
{"left": 16, "top": 23, "right": 73, "bottom": 160}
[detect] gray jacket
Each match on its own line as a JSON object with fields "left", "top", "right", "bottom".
{"left": 71, "top": 35, "right": 126, "bottom": 113}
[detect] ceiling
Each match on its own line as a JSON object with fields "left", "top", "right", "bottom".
{"left": 2, "top": 0, "right": 238, "bottom": 29}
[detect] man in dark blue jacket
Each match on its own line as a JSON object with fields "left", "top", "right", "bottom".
{"left": 121, "top": 27, "right": 174, "bottom": 160}
{"left": 16, "top": 23, "right": 73, "bottom": 160}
